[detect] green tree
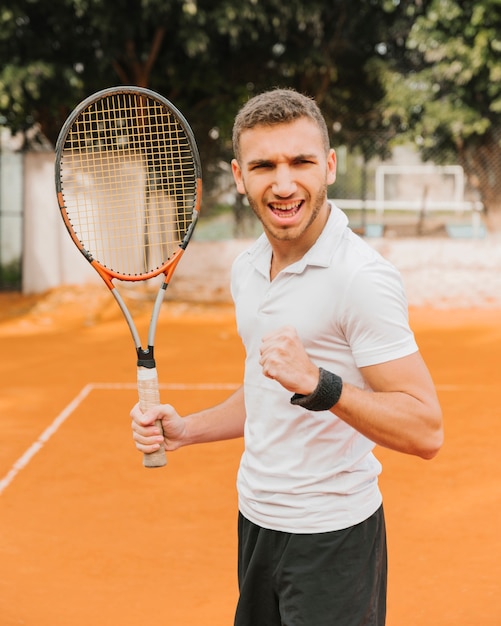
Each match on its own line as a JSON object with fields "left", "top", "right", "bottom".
{"left": 0, "top": 0, "right": 421, "bottom": 207}
{"left": 382, "top": 0, "right": 501, "bottom": 226}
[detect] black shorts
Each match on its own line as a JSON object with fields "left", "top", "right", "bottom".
{"left": 234, "top": 505, "right": 387, "bottom": 626}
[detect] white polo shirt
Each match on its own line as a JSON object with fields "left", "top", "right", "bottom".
{"left": 230, "top": 204, "right": 418, "bottom": 533}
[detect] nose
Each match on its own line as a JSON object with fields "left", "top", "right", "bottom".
{"left": 271, "top": 165, "right": 297, "bottom": 197}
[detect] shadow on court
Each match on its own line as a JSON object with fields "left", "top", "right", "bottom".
{"left": 0, "top": 293, "right": 500, "bottom": 625}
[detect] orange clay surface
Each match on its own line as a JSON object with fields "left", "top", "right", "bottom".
{"left": 0, "top": 287, "right": 500, "bottom": 626}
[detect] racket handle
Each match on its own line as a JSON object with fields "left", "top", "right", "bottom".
{"left": 137, "top": 366, "right": 167, "bottom": 468}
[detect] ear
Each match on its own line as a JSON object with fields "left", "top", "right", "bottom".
{"left": 327, "top": 149, "right": 337, "bottom": 185}
{"left": 231, "top": 158, "right": 246, "bottom": 195}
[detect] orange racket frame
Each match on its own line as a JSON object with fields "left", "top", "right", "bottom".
{"left": 55, "top": 86, "right": 202, "bottom": 467}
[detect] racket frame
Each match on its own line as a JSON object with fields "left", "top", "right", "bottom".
{"left": 55, "top": 86, "right": 202, "bottom": 468}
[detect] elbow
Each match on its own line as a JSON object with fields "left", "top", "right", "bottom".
{"left": 417, "top": 437, "right": 443, "bottom": 460}
{"left": 416, "top": 408, "right": 444, "bottom": 460}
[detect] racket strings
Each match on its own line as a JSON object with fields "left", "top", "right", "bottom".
{"left": 59, "top": 92, "right": 197, "bottom": 277}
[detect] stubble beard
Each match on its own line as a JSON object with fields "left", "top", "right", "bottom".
{"left": 246, "top": 183, "right": 329, "bottom": 242}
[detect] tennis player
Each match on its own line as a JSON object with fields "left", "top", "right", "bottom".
{"left": 131, "top": 88, "right": 444, "bottom": 626}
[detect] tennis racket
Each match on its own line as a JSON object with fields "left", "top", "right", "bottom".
{"left": 55, "top": 86, "right": 201, "bottom": 468}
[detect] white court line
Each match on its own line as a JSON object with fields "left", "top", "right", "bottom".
{"left": 0, "top": 382, "right": 240, "bottom": 496}
{"left": 435, "top": 384, "right": 496, "bottom": 391}
{"left": 93, "top": 382, "right": 240, "bottom": 390}
{"left": 1, "top": 380, "right": 487, "bottom": 496}
{"left": 0, "top": 384, "right": 93, "bottom": 496}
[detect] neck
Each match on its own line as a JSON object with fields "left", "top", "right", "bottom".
{"left": 269, "top": 242, "right": 309, "bottom": 280}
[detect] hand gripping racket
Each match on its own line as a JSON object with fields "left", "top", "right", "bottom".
{"left": 55, "top": 86, "right": 201, "bottom": 468}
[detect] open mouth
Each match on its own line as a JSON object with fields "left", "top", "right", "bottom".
{"left": 269, "top": 200, "right": 303, "bottom": 218}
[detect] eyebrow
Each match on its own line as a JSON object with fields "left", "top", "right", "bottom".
{"left": 246, "top": 153, "right": 319, "bottom": 167}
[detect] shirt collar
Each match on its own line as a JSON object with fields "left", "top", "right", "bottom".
{"left": 248, "top": 202, "right": 348, "bottom": 278}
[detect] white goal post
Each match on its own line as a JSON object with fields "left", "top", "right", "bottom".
{"left": 332, "top": 163, "right": 485, "bottom": 237}
{"left": 374, "top": 164, "right": 481, "bottom": 215}
{"left": 334, "top": 164, "right": 483, "bottom": 215}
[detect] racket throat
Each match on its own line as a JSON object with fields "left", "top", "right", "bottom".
{"left": 137, "top": 346, "right": 156, "bottom": 369}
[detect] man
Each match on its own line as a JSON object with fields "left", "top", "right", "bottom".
{"left": 131, "top": 88, "right": 443, "bottom": 625}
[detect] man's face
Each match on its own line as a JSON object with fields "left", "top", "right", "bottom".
{"left": 231, "top": 117, "right": 337, "bottom": 245}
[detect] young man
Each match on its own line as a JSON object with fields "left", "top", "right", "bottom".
{"left": 131, "top": 88, "right": 443, "bottom": 625}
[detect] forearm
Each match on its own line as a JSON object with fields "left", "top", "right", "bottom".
{"left": 183, "top": 386, "right": 246, "bottom": 446}
{"left": 333, "top": 382, "right": 443, "bottom": 459}
{"left": 259, "top": 326, "right": 443, "bottom": 460}
{"left": 289, "top": 352, "right": 444, "bottom": 459}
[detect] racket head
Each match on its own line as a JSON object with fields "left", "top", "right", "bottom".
{"left": 55, "top": 86, "right": 201, "bottom": 282}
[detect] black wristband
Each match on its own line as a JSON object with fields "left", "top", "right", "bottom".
{"left": 290, "top": 368, "right": 343, "bottom": 411}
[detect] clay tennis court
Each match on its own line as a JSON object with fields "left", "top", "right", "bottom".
{"left": 0, "top": 284, "right": 500, "bottom": 625}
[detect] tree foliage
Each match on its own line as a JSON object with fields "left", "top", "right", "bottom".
{"left": 382, "top": 0, "right": 501, "bottom": 220}
{"left": 0, "top": 0, "right": 420, "bottom": 206}
{"left": 4, "top": 0, "right": 501, "bottom": 223}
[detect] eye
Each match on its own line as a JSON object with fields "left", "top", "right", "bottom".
{"left": 250, "top": 161, "right": 273, "bottom": 171}
{"left": 294, "top": 158, "right": 315, "bottom": 166}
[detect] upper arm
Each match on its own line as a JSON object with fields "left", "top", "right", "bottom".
{"left": 360, "top": 351, "right": 441, "bottom": 414}
{"left": 347, "top": 351, "right": 444, "bottom": 458}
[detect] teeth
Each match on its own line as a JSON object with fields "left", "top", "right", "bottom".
{"left": 270, "top": 202, "right": 300, "bottom": 212}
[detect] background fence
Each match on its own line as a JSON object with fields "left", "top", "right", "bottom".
{"left": 0, "top": 135, "right": 488, "bottom": 294}
{"left": 0, "top": 151, "right": 23, "bottom": 290}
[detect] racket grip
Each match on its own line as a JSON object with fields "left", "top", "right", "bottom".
{"left": 137, "top": 366, "right": 167, "bottom": 468}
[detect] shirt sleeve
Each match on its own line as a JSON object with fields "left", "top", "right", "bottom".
{"left": 341, "top": 257, "right": 418, "bottom": 368}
